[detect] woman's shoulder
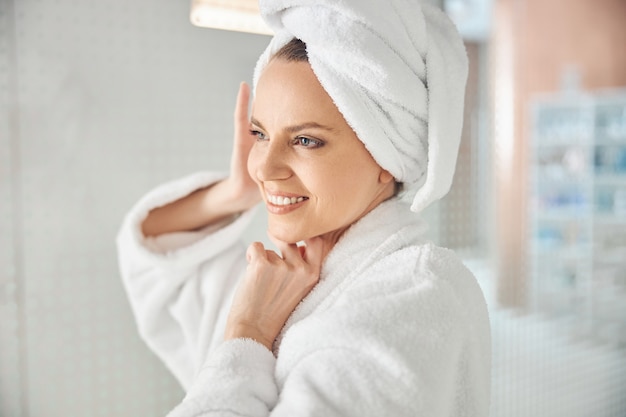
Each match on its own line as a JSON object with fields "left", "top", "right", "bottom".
{"left": 347, "top": 241, "right": 477, "bottom": 300}
{"left": 275, "top": 241, "right": 491, "bottom": 412}
{"left": 297, "top": 241, "right": 482, "bottom": 341}
{"left": 276, "top": 241, "right": 486, "bottom": 375}
{"left": 330, "top": 241, "right": 486, "bottom": 345}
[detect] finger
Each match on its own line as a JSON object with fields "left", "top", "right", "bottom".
{"left": 265, "top": 249, "right": 283, "bottom": 264}
{"left": 233, "top": 83, "right": 255, "bottom": 165}
{"left": 268, "top": 233, "right": 301, "bottom": 262}
{"left": 234, "top": 82, "right": 250, "bottom": 127}
{"left": 302, "top": 237, "right": 325, "bottom": 269}
{"left": 246, "top": 241, "right": 266, "bottom": 263}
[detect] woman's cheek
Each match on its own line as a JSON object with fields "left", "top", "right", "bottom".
{"left": 247, "top": 145, "right": 259, "bottom": 182}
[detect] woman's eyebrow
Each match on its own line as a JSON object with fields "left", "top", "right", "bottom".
{"left": 250, "top": 117, "right": 336, "bottom": 133}
{"left": 285, "top": 122, "right": 336, "bottom": 133}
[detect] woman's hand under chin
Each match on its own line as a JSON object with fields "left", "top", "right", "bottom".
{"left": 224, "top": 235, "right": 326, "bottom": 351}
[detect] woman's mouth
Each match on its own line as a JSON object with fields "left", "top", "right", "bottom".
{"left": 265, "top": 192, "right": 309, "bottom": 214}
{"left": 266, "top": 193, "right": 308, "bottom": 206}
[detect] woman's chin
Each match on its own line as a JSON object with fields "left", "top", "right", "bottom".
{"left": 267, "top": 227, "right": 301, "bottom": 245}
{"left": 267, "top": 223, "right": 317, "bottom": 245}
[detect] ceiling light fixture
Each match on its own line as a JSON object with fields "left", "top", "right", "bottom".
{"left": 190, "top": 0, "right": 273, "bottom": 35}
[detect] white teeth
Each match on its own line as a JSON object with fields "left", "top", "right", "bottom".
{"left": 267, "top": 194, "right": 306, "bottom": 206}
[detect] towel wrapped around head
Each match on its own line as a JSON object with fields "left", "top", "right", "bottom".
{"left": 253, "top": 0, "right": 468, "bottom": 213}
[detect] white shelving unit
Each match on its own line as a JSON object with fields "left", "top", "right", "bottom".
{"left": 529, "top": 89, "right": 626, "bottom": 343}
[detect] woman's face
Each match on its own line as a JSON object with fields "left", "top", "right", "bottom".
{"left": 248, "top": 59, "right": 394, "bottom": 244}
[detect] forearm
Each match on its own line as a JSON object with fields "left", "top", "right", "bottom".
{"left": 117, "top": 171, "right": 261, "bottom": 388}
{"left": 141, "top": 179, "right": 257, "bottom": 237}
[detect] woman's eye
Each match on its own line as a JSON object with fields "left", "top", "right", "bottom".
{"left": 250, "top": 130, "right": 267, "bottom": 141}
{"left": 295, "top": 136, "right": 323, "bottom": 148}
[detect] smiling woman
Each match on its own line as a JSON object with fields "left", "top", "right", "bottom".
{"left": 249, "top": 56, "right": 395, "bottom": 248}
{"left": 116, "top": 1, "right": 491, "bottom": 416}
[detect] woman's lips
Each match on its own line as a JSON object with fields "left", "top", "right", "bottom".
{"left": 265, "top": 192, "right": 308, "bottom": 214}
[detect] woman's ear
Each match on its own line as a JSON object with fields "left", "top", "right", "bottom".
{"left": 379, "top": 169, "right": 394, "bottom": 184}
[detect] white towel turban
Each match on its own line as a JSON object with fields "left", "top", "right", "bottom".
{"left": 253, "top": 0, "right": 468, "bottom": 213}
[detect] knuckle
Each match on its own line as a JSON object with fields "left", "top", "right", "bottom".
{"left": 307, "top": 273, "right": 320, "bottom": 286}
{"left": 303, "top": 263, "right": 317, "bottom": 276}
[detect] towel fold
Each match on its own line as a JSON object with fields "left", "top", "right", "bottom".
{"left": 253, "top": 0, "right": 468, "bottom": 213}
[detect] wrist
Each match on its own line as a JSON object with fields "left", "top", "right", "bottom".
{"left": 208, "top": 178, "right": 261, "bottom": 214}
{"left": 224, "top": 322, "right": 274, "bottom": 351}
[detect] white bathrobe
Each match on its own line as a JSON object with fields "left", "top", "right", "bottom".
{"left": 117, "top": 171, "right": 491, "bottom": 417}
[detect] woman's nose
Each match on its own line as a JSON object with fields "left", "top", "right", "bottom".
{"left": 253, "top": 140, "right": 292, "bottom": 182}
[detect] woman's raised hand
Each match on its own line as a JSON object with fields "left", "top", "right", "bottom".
{"left": 224, "top": 236, "right": 326, "bottom": 351}
{"left": 140, "top": 83, "right": 261, "bottom": 237}
{"left": 222, "top": 82, "right": 262, "bottom": 212}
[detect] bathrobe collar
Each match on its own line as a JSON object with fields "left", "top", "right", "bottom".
{"left": 274, "top": 197, "right": 427, "bottom": 352}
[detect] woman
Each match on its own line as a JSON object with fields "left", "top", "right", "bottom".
{"left": 117, "top": 1, "right": 490, "bottom": 416}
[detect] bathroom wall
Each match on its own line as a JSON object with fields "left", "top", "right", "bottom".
{"left": 0, "top": 0, "right": 268, "bottom": 415}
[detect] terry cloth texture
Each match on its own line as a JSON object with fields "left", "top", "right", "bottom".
{"left": 117, "top": 172, "right": 491, "bottom": 417}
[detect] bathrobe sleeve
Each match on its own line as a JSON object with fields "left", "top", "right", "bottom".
{"left": 116, "top": 172, "right": 257, "bottom": 390}
{"left": 167, "top": 338, "right": 430, "bottom": 417}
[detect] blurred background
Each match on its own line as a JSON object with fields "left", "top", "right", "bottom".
{"left": 1, "top": 0, "right": 625, "bottom": 416}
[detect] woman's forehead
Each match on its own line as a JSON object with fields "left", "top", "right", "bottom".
{"left": 252, "top": 59, "right": 348, "bottom": 130}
